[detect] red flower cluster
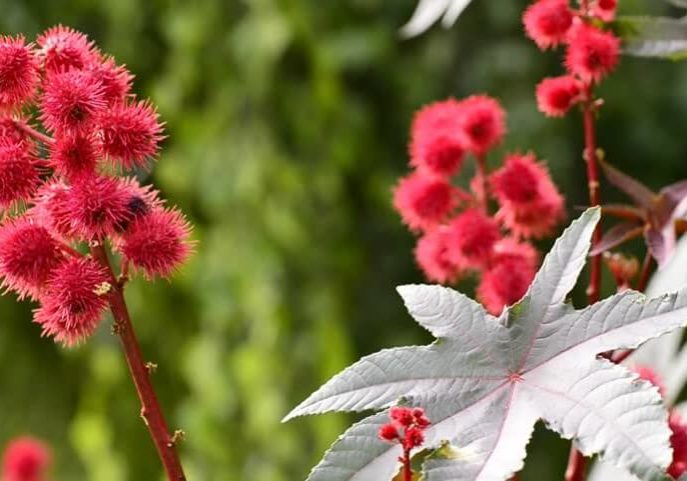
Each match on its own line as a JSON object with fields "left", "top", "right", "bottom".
{"left": 394, "top": 96, "right": 565, "bottom": 314}
{"left": 0, "top": 26, "right": 192, "bottom": 346}
{"left": 378, "top": 406, "right": 430, "bottom": 452}
{"left": 524, "top": 0, "right": 620, "bottom": 117}
{"left": 2, "top": 437, "right": 51, "bottom": 481}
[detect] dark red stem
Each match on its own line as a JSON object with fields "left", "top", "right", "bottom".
{"left": 12, "top": 120, "right": 54, "bottom": 146}
{"left": 90, "top": 244, "right": 187, "bottom": 481}
{"left": 636, "top": 252, "right": 654, "bottom": 293}
{"left": 565, "top": 84, "right": 602, "bottom": 481}
{"left": 402, "top": 448, "right": 412, "bottom": 481}
{"left": 476, "top": 154, "right": 489, "bottom": 214}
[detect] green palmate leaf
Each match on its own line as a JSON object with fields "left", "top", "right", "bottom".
{"left": 400, "top": 0, "right": 473, "bottom": 38}
{"left": 615, "top": 16, "right": 687, "bottom": 59}
{"left": 286, "top": 209, "right": 687, "bottom": 481}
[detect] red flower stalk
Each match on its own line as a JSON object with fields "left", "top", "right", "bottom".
{"left": 40, "top": 69, "right": 106, "bottom": 133}
{"left": 393, "top": 172, "right": 459, "bottom": 231}
{"left": 536, "top": 76, "right": 582, "bottom": 117}
{"left": 564, "top": 24, "right": 620, "bottom": 84}
{"left": 523, "top": 0, "right": 574, "bottom": 50}
{"left": 117, "top": 206, "right": 192, "bottom": 279}
{"left": 34, "top": 256, "right": 109, "bottom": 346}
{"left": 0, "top": 35, "right": 39, "bottom": 110}
{"left": 99, "top": 99, "right": 165, "bottom": 171}
{"left": 36, "top": 25, "right": 100, "bottom": 75}
{"left": 379, "top": 407, "right": 430, "bottom": 481}
{"left": 2, "top": 437, "right": 51, "bottom": 481}
{"left": 0, "top": 218, "right": 64, "bottom": 300}
{"left": 491, "top": 153, "right": 565, "bottom": 239}
{"left": 457, "top": 95, "right": 506, "bottom": 155}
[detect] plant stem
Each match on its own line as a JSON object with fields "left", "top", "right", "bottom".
{"left": 403, "top": 448, "right": 412, "bottom": 481}
{"left": 476, "top": 154, "right": 489, "bottom": 213}
{"left": 565, "top": 85, "right": 602, "bottom": 481}
{"left": 12, "top": 120, "right": 54, "bottom": 146}
{"left": 90, "top": 244, "right": 187, "bottom": 481}
{"left": 636, "top": 252, "right": 654, "bottom": 292}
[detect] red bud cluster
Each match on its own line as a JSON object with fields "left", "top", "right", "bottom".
{"left": 0, "top": 26, "right": 192, "bottom": 346}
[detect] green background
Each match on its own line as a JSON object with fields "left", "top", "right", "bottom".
{"left": 0, "top": 0, "right": 686, "bottom": 479}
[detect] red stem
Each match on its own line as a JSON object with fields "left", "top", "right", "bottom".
{"left": 476, "top": 154, "right": 489, "bottom": 214}
{"left": 565, "top": 84, "right": 601, "bottom": 481}
{"left": 403, "top": 448, "right": 412, "bottom": 481}
{"left": 636, "top": 252, "right": 654, "bottom": 293}
{"left": 90, "top": 245, "right": 187, "bottom": 481}
{"left": 12, "top": 120, "right": 54, "bottom": 146}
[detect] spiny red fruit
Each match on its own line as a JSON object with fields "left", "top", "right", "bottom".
{"left": 2, "top": 437, "right": 51, "bottom": 481}
{"left": 592, "top": 0, "right": 617, "bottom": 22}
{"left": 378, "top": 424, "right": 399, "bottom": 441}
{"left": 88, "top": 56, "right": 133, "bottom": 105}
{"left": 393, "top": 172, "right": 458, "bottom": 232}
{"left": 409, "top": 99, "right": 465, "bottom": 177}
{"left": 40, "top": 69, "right": 106, "bottom": 133}
{"left": 457, "top": 95, "right": 506, "bottom": 155}
{"left": 565, "top": 24, "right": 620, "bottom": 84}
{"left": 379, "top": 406, "right": 430, "bottom": 450}
{"left": 0, "top": 139, "right": 41, "bottom": 208}
{"left": 34, "top": 256, "right": 109, "bottom": 346}
{"left": 119, "top": 207, "right": 192, "bottom": 279}
{"left": 390, "top": 406, "right": 416, "bottom": 427}
{"left": 536, "top": 76, "right": 582, "bottom": 117}
{"left": 669, "top": 412, "right": 687, "bottom": 478}
{"left": 491, "top": 153, "right": 565, "bottom": 239}
{"left": 0, "top": 35, "right": 39, "bottom": 110}
{"left": 0, "top": 218, "right": 64, "bottom": 300}
{"left": 415, "top": 227, "right": 463, "bottom": 283}
{"left": 62, "top": 176, "right": 146, "bottom": 240}
{"left": 477, "top": 238, "right": 538, "bottom": 315}
{"left": 36, "top": 25, "right": 99, "bottom": 75}
{"left": 523, "top": 0, "right": 574, "bottom": 50}
{"left": 99, "top": 100, "right": 164, "bottom": 171}
{"left": 30, "top": 181, "right": 74, "bottom": 239}
{"left": 446, "top": 208, "right": 501, "bottom": 269}
{"left": 49, "top": 131, "right": 100, "bottom": 180}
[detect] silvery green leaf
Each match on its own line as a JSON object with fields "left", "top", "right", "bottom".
{"left": 616, "top": 16, "right": 687, "bottom": 59}
{"left": 288, "top": 209, "right": 687, "bottom": 481}
{"left": 400, "top": 0, "right": 473, "bottom": 38}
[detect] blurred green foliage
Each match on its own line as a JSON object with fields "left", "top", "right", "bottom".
{"left": 0, "top": 0, "right": 686, "bottom": 480}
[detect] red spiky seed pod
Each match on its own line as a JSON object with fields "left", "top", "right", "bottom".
{"left": 36, "top": 25, "right": 100, "bottom": 75}
{"left": 30, "top": 181, "right": 75, "bottom": 239}
{"left": 457, "top": 95, "right": 506, "bottom": 155}
{"left": 0, "top": 35, "right": 39, "bottom": 110}
{"left": 390, "top": 407, "right": 415, "bottom": 427}
{"left": 522, "top": 0, "right": 574, "bottom": 50}
{"left": 535, "top": 75, "right": 582, "bottom": 118}
{"left": 393, "top": 172, "right": 459, "bottom": 232}
{"left": 403, "top": 427, "right": 425, "bottom": 450}
{"left": 34, "top": 256, "right": 109, "bottom": 346}
{"left": 491, "top": 153, "right": 565, "bottom": 239}
{"left": 0, "top": 218, "right": 64, "bottom": 300}
{"left": 40, "top": 69, "right": 106, "bottom": 133}
{"left": 0, "top": 138, "right": 42, "bottom": 208}
{"left": 2, "top": 437, "right": 52, "bottom": 481}
{"left": 409, "top": 99, "right": 466, "bottom": 177}
{"left": 49, "top": 131, "right": 100, "bottom": 180}
{"left": 477, "top": 238, "right": 538, "bottom": 315}
{"left": 592, "top": 0, "right": 617, "bottom": 22}
{"left": 415, "top": 227, "right": 463, "bottom": 283}
{"left": 446, "top": 209, "right": 501, "bottom": 270}
{"left": 565, "top": 24, "right": 620, "bottom": 84}
{"left": 118, "top": 206, "right": 192, "bottom": 279}
{"left": 88, "top": 56, "right": 133, "bottom": 105}
{"left": 99, "top": 100, "right": 164, "bottom": 171}
{"left": 378, "top": 424, "right": 399, "bottom": 442}
{"left": 62, "top": 176, "right": 154, "bottom": 240}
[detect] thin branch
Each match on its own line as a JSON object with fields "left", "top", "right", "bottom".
{"left": 636, "top": 252, "right": 654, "bottom": 293}
{"left": 12, "top": 120, "right": 54, "bottom": 146}
{"left": 90, "top": 244, "right": 187, "bottom": 481}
